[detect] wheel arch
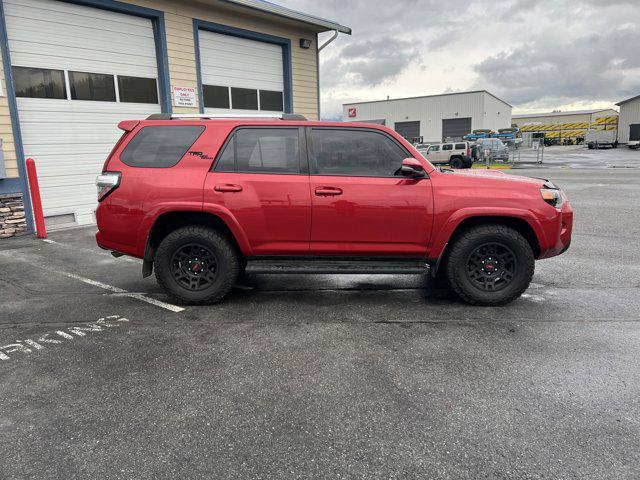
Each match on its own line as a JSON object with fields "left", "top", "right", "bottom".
{"left": 142, "top": 210, "right": 250, "bottom": 277}
{"left": 429, "top": 214, "right": 542, "bottom": 276}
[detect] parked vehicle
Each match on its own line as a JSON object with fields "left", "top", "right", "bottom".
{"left": 464, "top": 129, "right": 493, "bottom": 141}
{"left": 95, "top": 114, "right": 573, "bottom": 306}
{"left": 585, "top": 129, "right": 617, "bottom": 149}
{"left": 627, "top": 124, "right": 640, "bottom": 149}
{"left": 422, "top": 142, "right": 472, "bottom": 168}
{"left": 474, "top": 137, "right": 510, "bottom": 161}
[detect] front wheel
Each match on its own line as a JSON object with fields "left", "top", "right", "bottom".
{"left": 154, "top": 226, "right": 240, "bottom": 304}
{"left": 446, "top": 225, "right": 534, "bottom": 306}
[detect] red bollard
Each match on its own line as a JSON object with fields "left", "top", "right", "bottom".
{"left": 25, "top": 158, "right": 47, "bottom": 239}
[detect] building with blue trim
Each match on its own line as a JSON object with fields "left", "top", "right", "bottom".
{"left": 0, "top": 0, "right": 349, "bottom": 237}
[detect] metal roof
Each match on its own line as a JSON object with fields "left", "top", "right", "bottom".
{"left": 513, "top": 108, "right": 617, "bottom": 119}
{"left": 616, "top": 94, "right": 640, "bottom": 106}
{"left": 221, "top": 0, "right": 352, "bottom": 34}
{"left": 343, "top": 90, "right": 513, "bottom": 108}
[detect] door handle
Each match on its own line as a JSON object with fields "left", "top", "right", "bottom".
{"left": 214, "top": 184, "right": 243, "bottom": 193}
{"left": 315, "top": 187, "right": 343, "bottom": 196}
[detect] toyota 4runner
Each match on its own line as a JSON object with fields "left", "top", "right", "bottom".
{"left": 96, "top": 113, "right": 573, "bottom": 306}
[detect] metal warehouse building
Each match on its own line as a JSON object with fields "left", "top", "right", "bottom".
{"left": 512, "top": 108, "right": 618, "bottom": 127}
{"left": 0, "top": 0, "right": 350, "bottom": 237}
{"left": 343, "top": 90, "right": 512, "bottom": 143}
{"left": 616, "top": 95, "right": 640, "bottom": 144}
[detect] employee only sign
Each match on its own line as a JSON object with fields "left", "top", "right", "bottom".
{"left": 173, "top": 86, "right": 197, "bottom": 108}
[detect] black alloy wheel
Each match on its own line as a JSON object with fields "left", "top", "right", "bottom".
{"left": 171, "top": 243, "right": 218, "bottom": 291}
{"left": 465, "top": 242, "right": 516, "bottom": 292}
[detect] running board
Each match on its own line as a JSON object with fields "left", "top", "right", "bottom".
{"left": 245, "top": 258, "right": 430, "bottom": 275}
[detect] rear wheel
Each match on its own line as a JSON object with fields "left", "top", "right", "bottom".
{"left": 450, "top": 156, "right": 464, "bottom": 169}
{"left": 446, "top": 225, "right": 534, "bottom": 306}
{"left": 154, "top": 226, "right": 240, "bottom": 304}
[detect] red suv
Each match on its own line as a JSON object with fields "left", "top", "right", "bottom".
{"left": 95, "top": 114, "right": 573, "bottom": 306}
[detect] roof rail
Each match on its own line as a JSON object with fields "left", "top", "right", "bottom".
{"left": 146, "top": 113, "right": 308, "bottom": 121}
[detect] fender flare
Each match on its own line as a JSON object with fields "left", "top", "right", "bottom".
{"left": 429, "top": 207, "right": 546, "bottom": 261}
{"left": 136, "top": 202, "right": 253, "bottom": 258}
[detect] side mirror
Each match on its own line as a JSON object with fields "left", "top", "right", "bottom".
{"left": 399, "top": 158, "right": 427, "bottom": 178}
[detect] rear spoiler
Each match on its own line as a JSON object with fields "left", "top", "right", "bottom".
{"left": 118, "top": 120, "right": 140, "bottom": 132}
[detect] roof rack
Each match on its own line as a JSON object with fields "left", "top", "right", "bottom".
{"left": 146, "top": 113, "right": 308, "bottom": 121}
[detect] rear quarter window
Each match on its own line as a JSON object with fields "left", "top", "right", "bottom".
{"left": 455, "top": 143, "right": 466, "bottom": 150}
{"left": 120, "top": 126, "right": 205, "bottom": 168}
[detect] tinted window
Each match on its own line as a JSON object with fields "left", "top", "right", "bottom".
{"left": 231, "top": 88, "right": 258, "bottom": 110}
{"left": 311, "top": 129, "right": 407, "bottom": 177}
{"left": 12, "top": 67, "right": 66, "bottom": 99}
{"left": 121, "top": 126, "right": 205, "bottom": 168}
{"left": 429, "top": 145, "right": 440, "bottom": 152}
{"left": 215, "top": 135, "right": 235, "bottom": 172}
{"left": 455, "top": 143, "right": 467, "bottom": 149}
{"left": 215, "top": 128, "right": 300, "bottom": 174}
{"left": 69, "top": 71, "right": 116, "bottom": 101}
{"left": 442, "top": 144, "right": 453, "bottom": 151}
{"left": 118, "top": 76, "right": 158, "bottom": 104}
{"left": 260, "top": 90, "right": 284, "bottom": 111}
{"left": 203, "top": 85, "right": 230, "bottom": 109}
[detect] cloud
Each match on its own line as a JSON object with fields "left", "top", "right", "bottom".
{"left": 321, "top": 37, "right": 421, "bottom": 88}
{"left": 473, "top": 25, "right": 640, "bottom": 107}
{"left": 276, "top": 0, "right": 640, "bottom": 118}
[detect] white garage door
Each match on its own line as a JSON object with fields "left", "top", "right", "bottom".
{"left": 198, "top": 30, "right": 285, "bottom": 115}
{"left": 4, "top": 0, "right": 161, "bottom": 225}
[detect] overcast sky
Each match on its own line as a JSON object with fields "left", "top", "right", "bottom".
{"left": 278, "top": 0, "right": 640, "bottom": 119}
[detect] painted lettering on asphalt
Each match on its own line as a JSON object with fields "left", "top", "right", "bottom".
{"left": 0, "top": 315, "right": 129, "bottom": 361}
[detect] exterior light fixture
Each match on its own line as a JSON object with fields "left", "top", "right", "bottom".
{"left": 300, "top": 38, "right": 312, "bottom": 49}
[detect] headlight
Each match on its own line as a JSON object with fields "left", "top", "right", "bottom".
{"left": 540, "top": 188, "right": 564, "bottom": 209}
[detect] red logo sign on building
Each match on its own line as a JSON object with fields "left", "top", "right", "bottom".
{"left": 348, "top": 108, "right": 357, "bottom": 118}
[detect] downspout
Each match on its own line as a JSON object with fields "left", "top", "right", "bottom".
{"left": 317, "top": 30, "right": 339, "bottom": 119}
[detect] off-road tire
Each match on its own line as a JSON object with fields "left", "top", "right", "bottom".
{"left": 155, "top": 226, "right": 240, "bottom": 305}
{"left": 450, "top": 156, "right": 464, "bottom": 169}
{"left": 446, "top": 224, "right": 534, "bottom": 306}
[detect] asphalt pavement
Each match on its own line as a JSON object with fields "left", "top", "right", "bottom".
{"left": 1, "top": 166, "right": 639, "bottom": 479}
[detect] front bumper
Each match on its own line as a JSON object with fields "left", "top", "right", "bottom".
{"left": 539, "top": 200, "right": 573, "bottom": 259}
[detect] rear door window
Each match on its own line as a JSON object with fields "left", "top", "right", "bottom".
{"left": 442, "top": 144, "right": 453, "bottom": 151}
{"left": 121, "top": 126, "right": 205, "bottom": 168}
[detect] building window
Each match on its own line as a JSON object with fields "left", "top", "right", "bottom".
{"left": 117, "top": 76, "right": 158, "bottom": 104}
{"left": 231, "top": 87, "right": 258, "bottom": 110}
{"left": 121, "top": 126, "right": 205, "bottom": 168}
{"left": 12, "top": 66, "right": 66, "bottom": 99}
{"left": 259, "top": 90, "right": 284, "bottom": 112}
{"left": 203, "top": 85, "right": 230, "bottom": 109}
{"left": 69, "top": 71, "right": 116, "bottom": 102}
{"left": 215, "top": 128, "right": 300, "bottom": 174}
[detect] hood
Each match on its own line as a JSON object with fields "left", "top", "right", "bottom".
{"left": 447, "top": 168, "right": 548, "bottom": 186}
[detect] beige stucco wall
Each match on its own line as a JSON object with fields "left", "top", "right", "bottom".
{"left": 0, "top": 45, "right": 18, "bottom": 178}
{"left": 0, "top": 0, "right": 321, "bottom": 181}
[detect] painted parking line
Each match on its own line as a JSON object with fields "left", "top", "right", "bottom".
{"left": 60, "top": 271, "right": 185, "bottom": 313}
{"left": 0, "top": 249, "right": 184, "bottom": 313}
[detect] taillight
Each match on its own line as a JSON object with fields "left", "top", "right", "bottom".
{"left": 467, "top": 146, "right": 471, "bottom": 156}
{"left": 96, "top": 172, "right": 121, "bottom": 202}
